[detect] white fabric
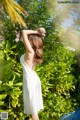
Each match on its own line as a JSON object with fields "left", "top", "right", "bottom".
{"left": 20, "top": 54, "right": 44, "bottom": 114}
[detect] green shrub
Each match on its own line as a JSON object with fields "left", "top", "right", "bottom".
{"left": 37, "top": 46, "right": 78, "bottom": 119}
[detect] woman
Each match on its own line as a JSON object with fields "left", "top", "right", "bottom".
{"left": 20, "top": 28, "right": 46, "bottom": 120}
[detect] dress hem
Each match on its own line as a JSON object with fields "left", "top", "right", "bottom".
{"left": 24, "top": 108, "right": 44, "bottom": 115}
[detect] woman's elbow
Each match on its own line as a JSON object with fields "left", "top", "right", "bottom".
{"left": 22, "top": 30, "right": 29, "bottom": 35}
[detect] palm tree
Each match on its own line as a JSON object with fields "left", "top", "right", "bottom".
{"left": 0, "top": 0, "right": 27, "bottom": 27}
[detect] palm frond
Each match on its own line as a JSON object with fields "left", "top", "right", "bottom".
{"left": 10, "top": 0, "right": 27, "bottom": 15}
{"left": 4, "top": 0, "right": 27, "bottom": 27}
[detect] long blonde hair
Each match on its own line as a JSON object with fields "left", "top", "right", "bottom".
{"left": 28, "top": 34, "right": 43, "bottom": 64}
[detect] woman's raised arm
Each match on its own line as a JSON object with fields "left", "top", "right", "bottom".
{"left": 22, "top": 30, "right": 38, "bottom": 53}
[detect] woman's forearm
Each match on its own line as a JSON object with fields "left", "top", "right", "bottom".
{"left": 22, "top": 30, "right": 38, "bottom": 35}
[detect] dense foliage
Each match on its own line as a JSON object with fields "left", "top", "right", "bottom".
{"left": 0, "top": 0, "right": 80, "bottom": 120}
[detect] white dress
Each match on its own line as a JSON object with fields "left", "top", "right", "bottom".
{"left": 20, "top": 54, "right": 44, "bottom": 114}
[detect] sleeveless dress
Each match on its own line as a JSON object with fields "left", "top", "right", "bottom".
{"left": 20, "top": 54, "right": 44, "bottom": 114}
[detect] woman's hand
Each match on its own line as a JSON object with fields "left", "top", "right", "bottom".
{"left": 37, "top": 27, "right": 46, "bottom": 37}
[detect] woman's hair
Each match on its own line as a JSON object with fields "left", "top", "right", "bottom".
{"left": 28, "top": 34, "right": 43, "bottom": 64}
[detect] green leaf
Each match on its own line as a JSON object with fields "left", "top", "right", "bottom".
{"left": 0, "top": 94, "right": 7, "bottom": 100}
{"left": 0, "top": 101, "right": 4, "bottom": 106}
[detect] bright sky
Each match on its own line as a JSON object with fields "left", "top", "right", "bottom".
{"left": 61, "top": 19, "right": 74, "bottom": 29}
{"left": 56, "top": 0, "right": 80, "bottom": 29}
